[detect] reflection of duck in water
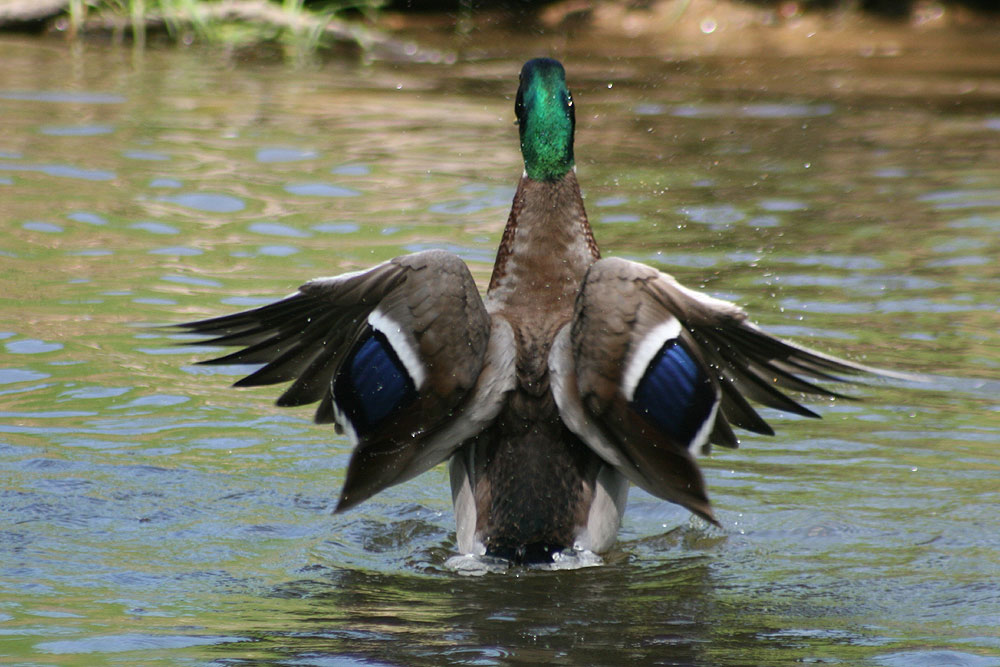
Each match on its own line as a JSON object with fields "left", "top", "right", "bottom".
{"left": 176, "top": 58, "right": 894, "bottom": 565}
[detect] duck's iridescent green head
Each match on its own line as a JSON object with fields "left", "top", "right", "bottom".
{"left": 516, "top": 58, "right": 575, "bottom": 182}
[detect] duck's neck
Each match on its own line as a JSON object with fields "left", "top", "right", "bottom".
{"left": 486, "top": 170, "right": 600, "bottom": 317}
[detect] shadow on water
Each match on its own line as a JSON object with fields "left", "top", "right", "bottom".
{"left": 223, "top": 547, "right": 719, "bottom": 665}
{"left": 201, "top": 522, "right": 907, "bottom": 666}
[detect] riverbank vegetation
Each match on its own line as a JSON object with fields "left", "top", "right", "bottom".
{"left": 0, "top": 0, "right": 996, "bottom": 60}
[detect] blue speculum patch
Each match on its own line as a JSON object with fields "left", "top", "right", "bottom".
{"left": 632, "top": 340, "right": 716, "bottom": 445}
{"left": 336, "top": 332, "right": 415, "bottom": 435}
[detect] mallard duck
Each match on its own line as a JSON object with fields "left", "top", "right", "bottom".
{"left": 176, "top": 58, "right": 891, "bottom": 564}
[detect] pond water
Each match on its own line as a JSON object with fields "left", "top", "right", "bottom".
{"left": 1, "top": 24, "right": 999, "bottom": 666}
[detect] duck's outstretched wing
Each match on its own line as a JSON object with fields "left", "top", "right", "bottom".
{"left": 549, "top": 257, "right": 883, "bottom": 524}
{"left": 175, "top": 250, "right": 514, "bottom": 511}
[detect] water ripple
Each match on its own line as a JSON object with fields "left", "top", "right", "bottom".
{"left": 331, "top": 164, "right": 370, "bottom": 175}
{"left": 159, "top": 193, "right": 246, "bottom": 213}
{"left": 678, "top": 204, "right": 746, "bottom": 227}
{"left": 773, "top": 254, "right": 885, "bottom": 270}
{"left": 918, "top": 189, "right": 1000, "bottom": 210}
{"left": 926, "top": 255, "right": 990, "bottom": 267}
{"left": 595, "top": 195, "right": 630, "bottom": 207}
{"left": 123, "top": 150, "right": 170, "bottom": 161}
{"left": 0, "top": 369, "right": 51, "bottom": 384}
{"left": 429, "top": 184, "right": 513, "bottom": 215}
{"left": 39, "top": 125, "right": 114, "bottom": 136}
{"left": 758, "top": 199, "right": 808, "bottom": 212}
{"left": 780, "top": 296, "right": 995, "bottom": 314}
{"left": 0, "top": 91, "right": 125, "bottom": 104}
{"left": 313, "top": 222, "right": 360, "bottom": 234}
{"left": 284, "top": 183, "right": 360, "bottom": 197}
{"left": 600, "top": 213, "right": 641, "bottom": 224}
{"left": 248, "top": 222, "right": 311, "bottom": 238}
{"left": 0, "top": 163, "right": 115, "bottom": 181}
{"left": 111, "top": 395, "right": 189, "bottom": 409}
{"left": 67, "top": 211, "right": 107, "bottom": 225}
{"left": 59, "top": 387, "right": 131, "bottom": 400}
{"left": 130, "top": 221, "right": 179, "bottom": 235}
{"left": 35, "top": 633, "right": 247, "bottom": 655}
{"left": 161, "top": 274, "right": 222, "bottom": 288}
{"left": 149, "top": 178, "right": 182, "bottom": 188}
{"left": 22, "top": 221, "right": 64, "bottom": 233}
{"left": 671, "top": 102, "right": 835, "bottom": 119}
{"left": 6, "top": 339, "right": 63, "bottom": 354}
{"left": 257, "top": 245, "right": 300, "bottom": 257}
{"left": 256, "top": 147, "right": 318, "bottom": 163}
{"left": 148, "top": 246, "right": 202, "bottom": 256}
{"left": 874, "top": 649, "right": 1000, "bottom": 667}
